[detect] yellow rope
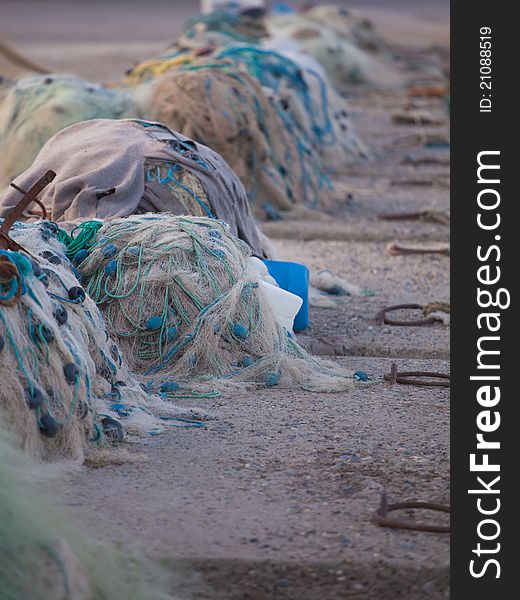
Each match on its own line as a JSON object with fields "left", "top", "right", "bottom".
{"left": 124, "top": 54, "right": 194, "bottom": 84}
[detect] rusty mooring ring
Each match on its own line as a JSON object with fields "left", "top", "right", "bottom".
{"left": 375, "top": 303, "right": 437, "bottom": 327}
{"left": 384, "top": 367, "right": 450, "bottom": 388}
{"left": 372, "top": 493, "right": 450, "bottom": 533}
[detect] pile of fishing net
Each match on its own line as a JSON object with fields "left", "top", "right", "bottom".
{"left": 123, "top": 0, "right": 370, "bottom": 212}
{"left": 0, "top": 118, "right": 269, "bottom": 257}
{"left": 125, "top": 6, "right": 367, "bottom": 156}
{"left": 0, "top": 74, "right": 134, "bottom": 192}
{"left": 128, "top": 42, "right": 367, "bottom": 216}
{"left": 78, "top": 213, "right": 352, "bottom": 393}
{"left": 0, "top": 219, "right": 185, "bottom": 460}
{"left": 0, "top": 435, "right": 174, "bottom": 600}
{"left": 267, "top": 4, "right": 403, "bottom": 89}
{"left": 132, "top": 57, "right": 329, "bottom": 219}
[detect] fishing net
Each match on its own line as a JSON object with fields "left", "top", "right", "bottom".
{"left": 0, "top": 74, "right": 134, "bottom": 192}
{"left": 262, "top": 43, "right": 371, "bottom": 167}
{"left": 304, "top": 5, "right": 388, "bottom": 55}
{"left": 176, "top": 9, "right": 268, "bottom": 50}
{"left": 0, "top": 219, "right": 182, "bottom": 460}
{"left": 212, "top": 44, "right": 369, "bottom": 168}
{"left": 126, "top": 9, "right": 368, "bottom": 212}
{"left": 121, "top": 7, "right": 267, "bottom": 84}
{"left": 0, "top": 435, "right": 174, "bottom": 600}
{"left": 0, "top": 118, "right": 269, "bottom": 257}
{"left": 122, "top": 6, "right": 267, "bottom": 84}
{"left": 79, "top": 213, "right": 352, "bottom": 393}
{"left": 130, "top": 46, "right": 364, "bottom": 218}
{"left": 135, "top": 60, "right": 328, "bottom": 219}
{"left": 185, "top": 6, "right": 370, "bottom": 166}
{"left": 200, "top": 0, "right": 266, "bottom": 16}
{"left": 267, "top": 5, "right": 403, "bottom": 89}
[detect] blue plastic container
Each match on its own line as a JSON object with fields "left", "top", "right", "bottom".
{"left": 263, "top": 260, "right": 309, "bottom": 332}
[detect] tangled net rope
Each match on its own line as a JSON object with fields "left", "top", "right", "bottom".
{"left": 79, "top": 214, "right": 352, "bottom": 393}
{"left": 0, "top": 238, "right": 97, "bottom": 458}
{"left": 0, "top": 220, "right": 183, "bottom": 459}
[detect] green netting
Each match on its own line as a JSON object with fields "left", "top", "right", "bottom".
{"left": 79, "top": 214, "right": 352, "bottom": 393}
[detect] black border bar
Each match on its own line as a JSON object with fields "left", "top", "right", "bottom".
{"left": 451, "top": 1, "right": 515, "bottom": 596}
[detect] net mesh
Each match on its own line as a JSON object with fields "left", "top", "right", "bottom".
{"left": 79, "top": 213, "right": 352, "bottom": 394}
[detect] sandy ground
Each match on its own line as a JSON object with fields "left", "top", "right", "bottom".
{"left": 63, "top": 356, "right": 449, "bottom": 600}
{"left": 1, "top": 2, "right": 450, "bottom": 599}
